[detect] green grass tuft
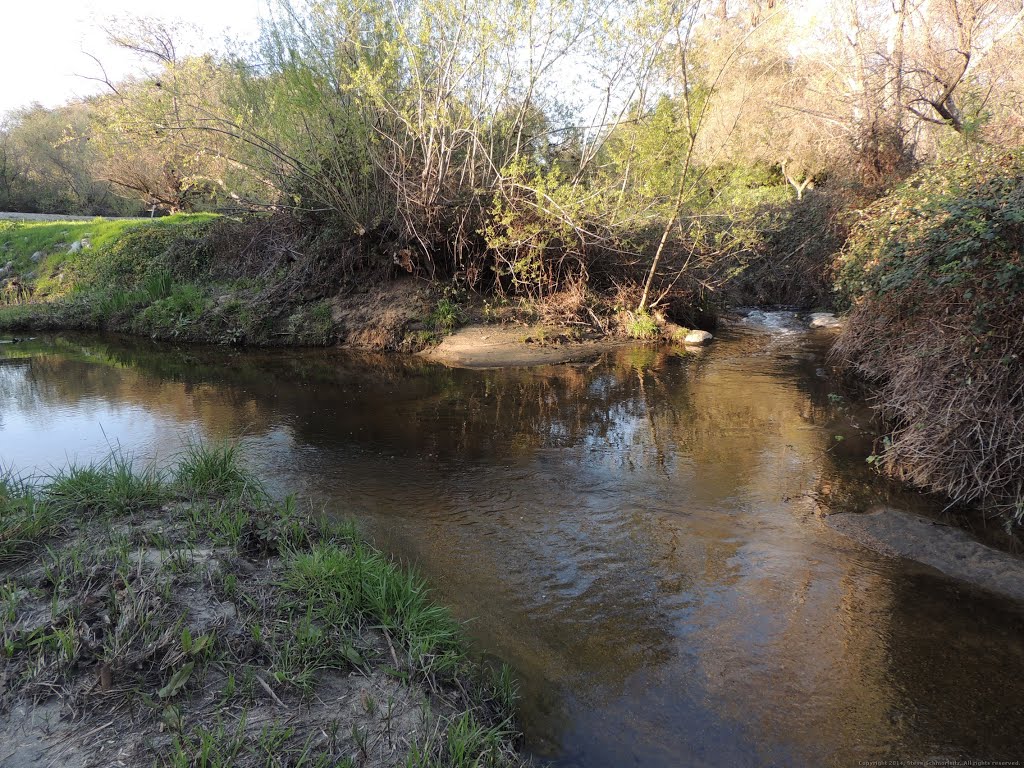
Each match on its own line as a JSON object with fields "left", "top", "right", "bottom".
{"left": 0, "top": 470, "right": 59, "bottom": 566}
{"left": 625, "top": 310, "right": 659, "bottom": 340}
{"left": 175, "top": 441, "right": 263, "bottom": 503}
{"left": 45, "top": 451, "right": 166, "bottom": 516}
{"left": 429, "top": 297, "right": 463, "bottom": 334}
{"left": 407, "top": 710, "right": 518, "bottom": 768}
{"left": 280, "top": 539, "right": 463, "bottom": 677}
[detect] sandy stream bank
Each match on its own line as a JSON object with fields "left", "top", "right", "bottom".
{"left": 419, "top": 324, "right": 630, "bottom": 368}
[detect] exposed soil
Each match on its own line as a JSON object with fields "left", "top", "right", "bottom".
{"left": 331, "top": 279, "right": 435, "bottom": 351}
{"left": 421, "top": 324, "right": 629, "bottom": 368}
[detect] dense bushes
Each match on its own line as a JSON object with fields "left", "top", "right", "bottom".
{"left": 832, "top": 150, "right": 1024, "bottom": 524}
{"left": 712, "top": 187, "right": 852, "bottom": 310}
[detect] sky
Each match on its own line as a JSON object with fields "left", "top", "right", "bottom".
{"left": 0, "top": 0, "right": 843, "bottom": 120}
{"left": 0, "top": 0, "right": 266, "bottom": 116}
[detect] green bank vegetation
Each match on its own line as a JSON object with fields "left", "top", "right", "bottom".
{"left": 832, "top": 149, "right": 1024, "bottom": 525}
{"left": 0, "top": 445, "right": 524, "bottom": 767}
{"left": 8, "top": 0, "right": 1021, "bottom": 323}
{"left": 0, "top": 215, "right": 351, "bottom": 346}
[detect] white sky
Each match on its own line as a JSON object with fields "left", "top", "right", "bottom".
{"left": 0, "top": 0, "right": 266, "bottom": 116}
{"left": 0, "top": 0, "right": 844, "bottom": 120}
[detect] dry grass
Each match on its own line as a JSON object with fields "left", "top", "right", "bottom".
{"left": 832, "top": 302, "right": 1024, "bottom": 525}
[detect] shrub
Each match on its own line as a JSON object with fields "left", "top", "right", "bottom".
{"left": 429, "top": 296, "right": 464, "bottom": 333}
{"left": 832, "top": 149, "right": 1024, "bottom": 523}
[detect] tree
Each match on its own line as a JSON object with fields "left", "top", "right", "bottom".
{"left": 0, "top": 103, "right": 126, "bottom": 214}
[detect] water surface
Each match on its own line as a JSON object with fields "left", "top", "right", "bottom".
{"left": 2, "top": 328, "right": 1022, "bottom": 767}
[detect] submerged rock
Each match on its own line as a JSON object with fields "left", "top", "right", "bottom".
{"left": 684, "top": 329, "right": 713, "bottom": 346}
{"left": 827, "top": 507, "right": 1024, "bottom": 603}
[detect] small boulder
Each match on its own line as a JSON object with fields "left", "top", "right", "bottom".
{"left": 30, "top": 251, "right": 44, "bottom": 263}
{"left": 68, "top": 241, "right": 82, "bottom": 253}
{"left": 684, "top": 329, "right": 713, "bottom": 346}
{"left": 808, "top": 312, "right": 841, "bottom": 329}
{"left": 80, "top": 238, "right": 92, "bottom": 249}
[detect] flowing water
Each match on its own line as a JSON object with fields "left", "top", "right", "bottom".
{"left": 2, "top": 324, "right": 1023, "bottom": 767}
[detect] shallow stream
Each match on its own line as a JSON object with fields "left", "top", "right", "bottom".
{"left": 2, "top": 321, "right": 1023, "bottom": 766}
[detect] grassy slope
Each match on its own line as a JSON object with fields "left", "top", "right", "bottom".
{"left": 0, "top": 215, "right": 345, "bottom": 346}
{"left": 0, "top": 445, "right": 525, "bottom": 767}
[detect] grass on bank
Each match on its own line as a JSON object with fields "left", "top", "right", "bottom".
{"left": 0, "top": 215, "right": 349, "bottom": 347}
{"left": 0, "top": 445, "right": 525, "bottom": 767}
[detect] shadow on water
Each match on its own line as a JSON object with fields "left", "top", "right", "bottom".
{"left": 3, "top": 331, "right": 1024, "bottom": 766}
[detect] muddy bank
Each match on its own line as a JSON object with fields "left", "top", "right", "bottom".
{"left": 421, "top": 324, "right": 630, "bottom": 368}
{"left": 827, "top": 507, "right": 1024, "bottom": 603}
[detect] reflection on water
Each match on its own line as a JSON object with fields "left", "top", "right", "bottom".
{"left": 2, "top": 332, "right": 1023, "bottom": 766}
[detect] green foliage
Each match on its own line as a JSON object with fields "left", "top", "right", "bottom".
{"left": 837, "top": 150, "right": 1024, "bottom": 315}
{"left": 0, "top": 103, "right": 137, "bottom": 216}
{"left": 625, "top": 311, "right": 659, "bottom": 340}
{"left": 601, "top": 95, "right": 701, "bottom": 205}
{"left": 175, "top": 441, "right": 264, "bottom": 503}
{"left": 429, "top": 296, "right": 463, "bottom": 333}
{"left": 700, "top": 163, "right": 791, "bottom": 210}
{"left": 484, "top": 160, "right": 596, "bottom": 297}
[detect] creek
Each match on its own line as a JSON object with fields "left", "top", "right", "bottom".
{"left": 2, "top": 319, "right": 1022, "bottom": 766}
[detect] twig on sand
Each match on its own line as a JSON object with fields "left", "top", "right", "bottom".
{"left": 255, "top": 675, "right": 287, "bottom": 708}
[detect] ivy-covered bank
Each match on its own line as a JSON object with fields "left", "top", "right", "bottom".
{"left": 0, "top": 445, "right": 526, "bottom": 767}
{"left": 832, "top": 149, "right": 1024, "bottom": 525}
